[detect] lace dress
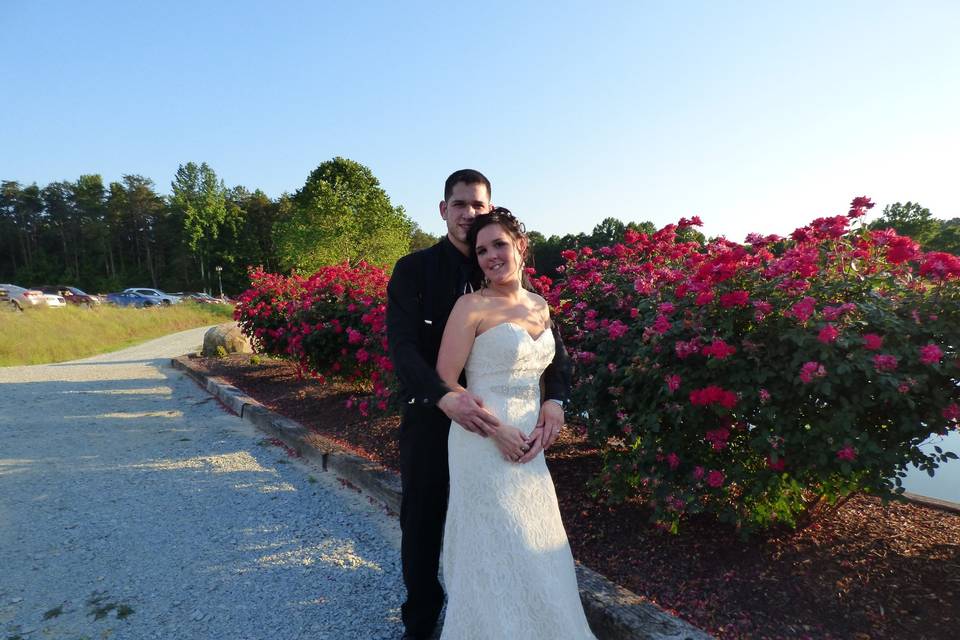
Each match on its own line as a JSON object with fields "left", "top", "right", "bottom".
{"left": 441, "top": 322, "right": 596, "bottom": 639}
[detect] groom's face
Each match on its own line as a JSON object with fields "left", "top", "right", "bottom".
{"left": 440, "top": 181, "right": 491, "bottom": 249}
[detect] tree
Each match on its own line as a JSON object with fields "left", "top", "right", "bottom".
{"left": 276, "top": 157, "right": 412, "bottom": 272}
{"left": 409, "top": 222, "right": 439, "bottom": 253}
{"left": 927, "top": 218, "right": 960, "bottom": 256}
{"left": 117, "top": 175, "right": 166, "bottom": 287}
{"left": 41, "top": 182, "right": 76, "bottom": 281}
{"left": 528, "top": 218, "right": 661, "bottom": 278}
{"left": 0, "top": 181, "right": 35, "bottom": 278}
{"left": 170, "top": 162, "right": 228, "bottom": 291}
{"left": 869, "top": 202, "right": 940, "bottom": 247}
{"left": 72, "top": 175, "right": 108, "bottom": 284}
{"left": 589, "top": 217, "right": 626, "bottom": 246}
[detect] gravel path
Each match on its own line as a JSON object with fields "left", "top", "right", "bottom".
{"left": 0, "top": 327, "right": 404, "bottom": 640}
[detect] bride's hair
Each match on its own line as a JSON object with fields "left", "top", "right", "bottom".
{"left": 467, "top": 207, "right": 533, "bottom": 290}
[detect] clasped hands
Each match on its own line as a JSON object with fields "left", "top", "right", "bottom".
{"left": 437, "top": 390, "right": 564, "bottom": 463}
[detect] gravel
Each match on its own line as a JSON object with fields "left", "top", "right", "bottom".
{"left": 0, "top": 327, "right": 404, "bottom": 639}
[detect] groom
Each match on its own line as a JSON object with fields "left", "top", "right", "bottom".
{"left": 386, "top": 169, "right": 571, "bottom": 639}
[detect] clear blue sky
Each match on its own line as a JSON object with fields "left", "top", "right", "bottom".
{"left": 2, "top": 1, "right": 958, "bottom": 243}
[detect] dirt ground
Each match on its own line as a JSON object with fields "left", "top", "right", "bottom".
{"left": 191, "top": 354, "right": 960, "bottom": 640}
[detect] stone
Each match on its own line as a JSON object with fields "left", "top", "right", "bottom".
{"left": 202, "top": 322, "right": 253, "bottom": 357}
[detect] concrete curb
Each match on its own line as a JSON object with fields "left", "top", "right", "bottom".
{"left": 899, "top": 491, "right": 960, "bottom": 515}
{"left": 171, "top": 355, "right": 714, "bottom": 640}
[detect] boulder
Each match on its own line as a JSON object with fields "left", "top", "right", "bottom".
{"left": 202, "top": 322, "right": 253, "bottom": 356}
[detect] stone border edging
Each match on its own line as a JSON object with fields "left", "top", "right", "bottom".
{"left": 170, "top": 355, "right": 714, "bottom": 640}
{"left": 899, "top": 491, "right": 960, "bottom": 515}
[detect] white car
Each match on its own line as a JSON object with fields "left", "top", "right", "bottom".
{"left": 0, "top": 283, "right": 47, "bottom": 311}
{"left": 122, "top": 288, "right": 181, "bottom": 305}
{"left": 41, "top": 293, "right": 67, "bottom": 308}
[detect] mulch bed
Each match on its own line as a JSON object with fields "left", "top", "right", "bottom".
{"left": 190, "top": 354, "right": 959, "bottom": 640}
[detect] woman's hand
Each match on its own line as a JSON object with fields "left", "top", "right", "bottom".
{"left": 518, "top": 426, "right": 545, "bottom": 463}
{"left": 492, "top": 424, "right": 530, "bottom": 463}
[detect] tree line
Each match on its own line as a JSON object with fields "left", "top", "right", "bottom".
{"left": 0, "top": 157, "right": 436, "bottom": 295}
{"left": 3, "top": 155, "right": 956, "bottom": 295}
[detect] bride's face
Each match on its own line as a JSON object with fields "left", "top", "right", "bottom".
{"left": 475, "top": 223, "right": 526, "bottom": 286}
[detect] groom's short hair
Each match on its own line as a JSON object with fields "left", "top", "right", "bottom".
{"left": 444, "top": 169, "right": 491, "bottom": 202}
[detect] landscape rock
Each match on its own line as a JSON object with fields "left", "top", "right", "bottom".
{"left": 202, "top": 322, "right": 252, "bottom": 357}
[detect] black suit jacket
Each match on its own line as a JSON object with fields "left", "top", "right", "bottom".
{"left": 386, "top": 237, "right": 571, "bottom": 419}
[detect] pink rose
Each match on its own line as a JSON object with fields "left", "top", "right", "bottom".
{"left": 665, "top": 374, "right": 681, "bottom": 393}
{"left": 705, "top": 428, "right": 731, "bottom": 451}
{"left": 719, "top": 290, "right": 750, "bottom": 308}
{"left": 650, "top": 314, "right": 671, "bottom": 335}
{"left": 919, "top": 344, "right": 943, "bottom": 365}
{"left": 873, "top": 354, "right": 898, "bottom": 372}
{"left": 608, "top": 320, "right": 629, "bottom": 340}
{"left": 799, "top": 361, "right": 826, "bottom": 383}
{"left": 706, "top": 470, "right": 725, "bottom": 488}
{"left": 766, "top": 455, "right": 786, "bottom": 472}
{"left": 836, "top": 445, "right": 857, "bottom": 462}
{"left": 666, "top": 452, "right": 680, "bottom": 470}
{"left": 702, "top": 339, "right": 737, "bottom": 359}
{"left": 788, "top": 297, "right": 817, "bottom": 323}
{"left": 817, "top": 324, "right": 839, "bottom": 344}
{"left": 943, "top": 404, "right": 960, "bottom": 421}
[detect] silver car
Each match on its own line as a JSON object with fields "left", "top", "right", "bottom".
{"left": 0, "top": 284, "right": 49, "bottom": 310}
{"left": 122, "top": 288, "right": 181, "bottom": 305}
{"left": 41, "top": 293, "right": 67, "bottom": 308}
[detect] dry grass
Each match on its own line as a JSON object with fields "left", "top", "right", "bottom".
{"left": 0, "top": 303, "right": 234, "bottom": 366}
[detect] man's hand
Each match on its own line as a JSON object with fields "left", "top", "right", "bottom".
{"left": 437, "top": 390, "right": 500, "bottom": 437}
{"left": 535, "top": 401, "right": 565, "bottom": 451}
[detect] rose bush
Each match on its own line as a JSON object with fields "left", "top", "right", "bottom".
{"left": 234, "top": 262, "right": 395, "bottom": 416}
{"left": 284, "top": 261, "right": 395, "bottom": 415}
{"left": 236, "top": 198, "right": 960, "bottom": 534}
{"left": 544, "top": 197, "right": 960, "bottom": 533}
{"left": 233, "top": 266, "right": 307, "bottom": 356}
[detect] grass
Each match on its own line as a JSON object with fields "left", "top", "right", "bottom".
{"left": 0, "top": 303, "right": 235, "bottom": 366}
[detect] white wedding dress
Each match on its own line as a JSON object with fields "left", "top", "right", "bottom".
{"left": 441, "top": 322, "right": 596, "bottom": 639}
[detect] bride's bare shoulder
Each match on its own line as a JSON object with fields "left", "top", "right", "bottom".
{"left": 524, "top": 290, "right": 549, "bottom": 311}
{"left": 452, "top": 291, "right": 494, "bottom": 316}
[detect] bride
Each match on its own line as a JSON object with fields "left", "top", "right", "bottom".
{"left": 435, "top": 208, "right": 596, "bottom": 639}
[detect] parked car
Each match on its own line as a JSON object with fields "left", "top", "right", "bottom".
{"left": 40, "top": 292, "right": 67, "bottom": 308}
{"left": 0, "top": 283, "right": 47, "bottom": 311}
{"left": 38, "top": 285, "right": 102, "bottom": 307}
{"left": 172, "top": 291, "right": 223, "bottom": 304}
{"left": 106, "top": 291, "right": 158, "bottom": 308}
{"left": 122, "top": 288, "right": 180, "bottom": 305}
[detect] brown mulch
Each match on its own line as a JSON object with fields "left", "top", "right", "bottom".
{"left": 191, "top": 354, "right": 959, "bottom": 640}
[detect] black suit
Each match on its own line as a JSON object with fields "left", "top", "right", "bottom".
{"left": 386, "top": 237, "right": 570, "bottom": 636}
